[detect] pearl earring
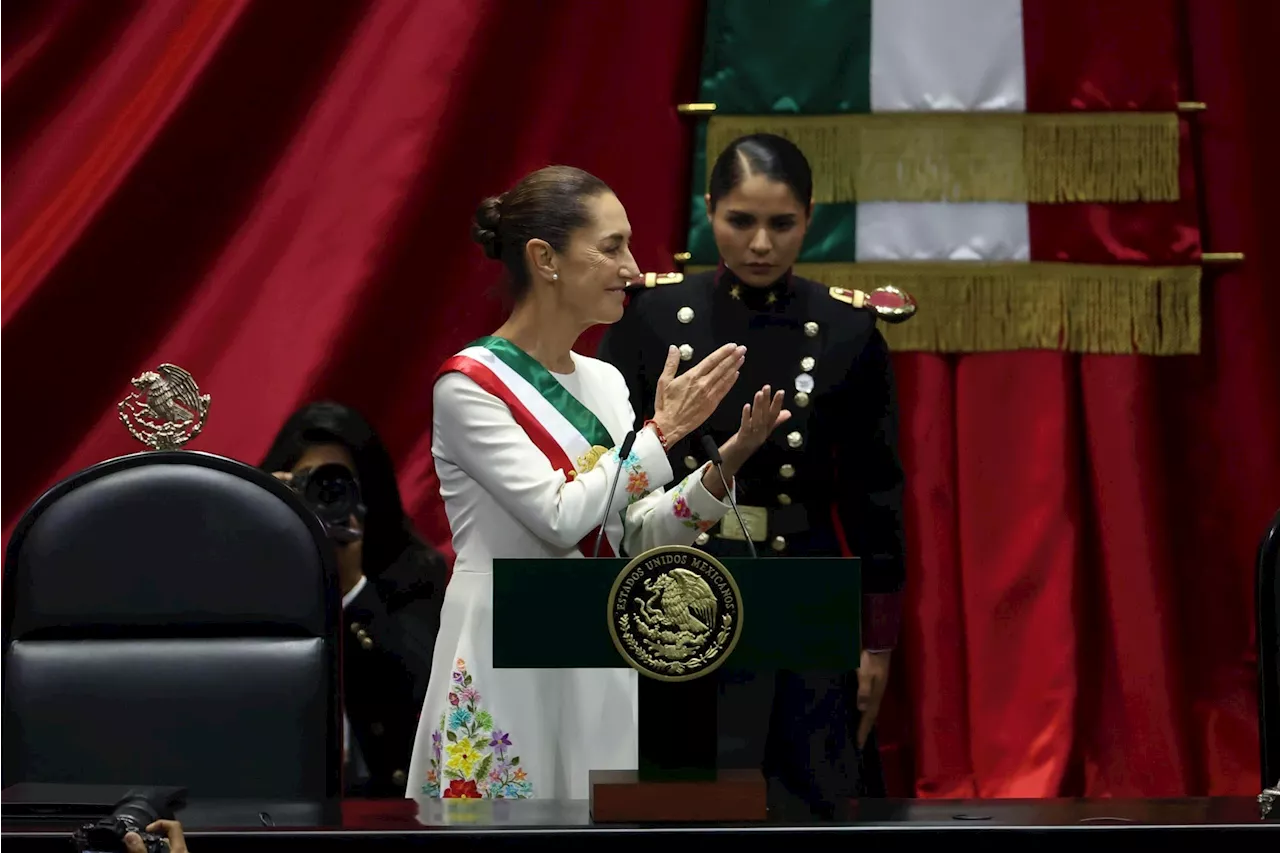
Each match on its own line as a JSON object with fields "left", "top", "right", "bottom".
{"left": 552, "top": 273, "right": 559, "bottom": 280}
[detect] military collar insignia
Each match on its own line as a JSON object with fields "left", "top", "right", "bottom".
{"left": 718, "top": 264, "right": 792, "bottom": 310}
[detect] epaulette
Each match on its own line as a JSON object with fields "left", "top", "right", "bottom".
{"left": 828, "top": 284, "right": 918, "bottom": 324}
{"left": 623, "top": 272, "right": 684, "bottom": 291}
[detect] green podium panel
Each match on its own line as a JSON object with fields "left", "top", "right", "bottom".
{"left": 492, "top": 556, "right": 860, "bottom": 672}
{"left": 493, "top": 552, "right": 860, "bottom": 788}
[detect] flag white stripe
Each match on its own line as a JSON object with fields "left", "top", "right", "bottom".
{"left": 858, "top": 0, "right": 1029, "bottom": 263}
{"left": 856, "top": 203, "right": 1031, "bottom": 261}
{"left": 869, "top": 0, "right": 1027, "bottom": 112}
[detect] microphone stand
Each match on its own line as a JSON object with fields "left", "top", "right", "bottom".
{"left": 700, "top": 435, "right": 757, "bottom": 559}
{"left": 592, "top": 430, "right": 637, "bottom": 558}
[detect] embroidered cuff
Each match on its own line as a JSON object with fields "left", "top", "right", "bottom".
{"left": 618, "top": 428, "right": 673, "bottom": 506}
{"left": 668, "top": 462, "right": 732, "bottom": 532}
{"left": 863, "top": 591, "right": 903, "bottom": 651}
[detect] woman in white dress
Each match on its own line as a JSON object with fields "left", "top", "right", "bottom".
{"left": 407, "top": 165, "right": 789, "bottom": 801}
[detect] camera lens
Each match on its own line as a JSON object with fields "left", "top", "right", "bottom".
{"left": 299, "top": 463, "right": 361, "bottom": 528}
{"left": 114, "top": 796, "right": 161, "bottom": 831}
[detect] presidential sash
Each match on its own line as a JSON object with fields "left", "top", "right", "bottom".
{"left": 437, "top": 336, "right": 620, "bottom": 558}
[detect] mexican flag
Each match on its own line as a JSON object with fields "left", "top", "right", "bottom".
{"left": 683, "top": 0, "right": 1201, "bottom": 354}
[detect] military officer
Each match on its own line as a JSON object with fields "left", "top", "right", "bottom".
{"left": 597, "top": 133, "right": 910, "bottom": 815}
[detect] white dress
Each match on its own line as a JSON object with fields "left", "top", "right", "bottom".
{"left": 407, "top": 340, "right": 732, "bottom": 801}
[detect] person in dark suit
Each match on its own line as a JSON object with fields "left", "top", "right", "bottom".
{"left": 262, "top": 401, "right": 447, "bottom": 797}
{"left": 597, "top": 134, "right": 908, "bottom": 816}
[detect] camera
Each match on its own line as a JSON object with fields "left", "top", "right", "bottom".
{"left": 288, "top": 462, "right": 366, "bottom": 543}
{"left": 72, "top": 793, "right": 169, "bottom": 852}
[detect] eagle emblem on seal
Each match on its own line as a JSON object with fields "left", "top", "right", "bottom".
{"left": 608, "top": 545, "right": 743, "bottom": 682}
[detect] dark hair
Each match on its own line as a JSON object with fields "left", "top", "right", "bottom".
{"left": 471, "top": 165, "right": 612, "bottom": 301}
{"left": 260, "top": 401, "right": 444, "bottom": 592}
{"left": 707, "top": 133, "right": 813, "bottom": 212}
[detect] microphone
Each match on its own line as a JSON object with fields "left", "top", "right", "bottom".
{"left": 593, "top": 430, "right": 638, "bottom": 558}
{"left": 701, "top": 434, "right": 757, "bottom": 559}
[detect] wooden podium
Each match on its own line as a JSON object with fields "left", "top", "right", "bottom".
{"left": 492, "top": 547, "right": 859, "bottom": 823}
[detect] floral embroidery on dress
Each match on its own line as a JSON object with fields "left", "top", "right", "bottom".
{"left": 621, "top": 451, "right": 649, "bottom": 504}
{"left": 670, "top": 477, "right": 717, "bottom": 532}
{"left": 422, "top": 658, "right": 533, "bottom": 799}
{"left": 626, "top": 469, "right": 650, "bottom": 498}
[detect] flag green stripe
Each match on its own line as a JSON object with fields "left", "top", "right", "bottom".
{"left": 698, "top": 0, "right": 872, "bottom": 114}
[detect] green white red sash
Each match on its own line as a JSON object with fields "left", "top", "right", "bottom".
{"left": 437, "top": 336, "right": 619, "bottom": 557}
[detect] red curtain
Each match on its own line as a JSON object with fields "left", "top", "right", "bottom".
{"left": 3, "top": 0, "right": 1278, "bottom": 799}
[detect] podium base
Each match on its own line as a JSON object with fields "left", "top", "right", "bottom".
{"left": 588, "top": 768, "right": 767, "bottom": 823}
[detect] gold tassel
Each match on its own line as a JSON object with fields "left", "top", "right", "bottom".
{"left": 705, "top": 112, "right": 1180, "bottom": 204}
{"left": 686, "top": 262, "right": 1201, "bottom": 355}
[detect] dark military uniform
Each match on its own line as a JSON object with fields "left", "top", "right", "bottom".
{"left": 597, "top": 266, "right": 906, "bottom": 815}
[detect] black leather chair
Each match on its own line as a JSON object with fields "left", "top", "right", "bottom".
{"left": 1260, "top": 507, "right": 1280, "bottom": 790}
{"left": 2, "top": 451, "right": 342, "bottom": 801}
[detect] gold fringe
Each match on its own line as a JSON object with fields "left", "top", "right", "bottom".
{"left": 706, "top": 112, "right": 1180, "bottom": 204}
{"left": 686, "top": 262, "right": 1201, "bottom": 355}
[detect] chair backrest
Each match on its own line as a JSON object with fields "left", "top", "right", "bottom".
{"left": 1259, "top": 506, "right": 1280, "bottom": 788}
{"left": 2, "top": 451, "right": 342, "bottom": 801}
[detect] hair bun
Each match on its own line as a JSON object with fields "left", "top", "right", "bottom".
{"left": 471, "top": 194, "right": 505, "bottom": 260}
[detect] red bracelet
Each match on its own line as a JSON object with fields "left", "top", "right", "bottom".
{"left": 643, "top": 419, "right": 668, "bottom": 450}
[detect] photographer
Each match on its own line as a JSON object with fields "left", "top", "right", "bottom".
{"left": 261, "top": 402, "right": 446, "bottom": 797}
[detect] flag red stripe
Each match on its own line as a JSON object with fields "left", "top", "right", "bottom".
{"left": 1022, "top": 0, "right": 1180, "bottom": 111}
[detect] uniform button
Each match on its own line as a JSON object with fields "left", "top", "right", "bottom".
{"left": 678, "top": 344, "right": 693, "bottom": 362}
{"left": 360, "top": 635, "right": 374, "bottom": 651}
{"left": 794, "top": 391, "right": 810, "bottom": 408}
{"left": 349, "top": 622, "right": 362, "bottom": 634}
{"left": 771, "top": 536, "right": 787, "bottom": 552}
{"left": 694, "top": 532, "right": 710, "bottom": 546}
{"left": 800, "top": 356, "right": 815, "bottom": 372}
{"left": 371, "top": 722, "right": 385, "bottom": 736}
{"left": 777, "top": 493, "right": 792, "bottom": 506}
{"left": 786, "top": 431, "right": 803, "bottom": 448}
{"left": 392, "top": 769, "right": 407, "bottom": 787}
{"left": 779, "top": 464, "right": 795, "bottom": 479}
{"left": 684, "top": 455, "right": 698, "bottom": 470}
{"left": 804, "top": 321, "right": 819, "bottom": 337}
{"left": 677, "top": 306, "right": 694, "bottom": 324}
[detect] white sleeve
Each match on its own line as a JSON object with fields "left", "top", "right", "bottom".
{"left": 596, "top": 362, "right": 735, "bottom": 556}
{"left": 621, "top": 462, "right": 735, "bottom": 556}
{"left": 432, "top": 371, "right": 675, "bottom": 550}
